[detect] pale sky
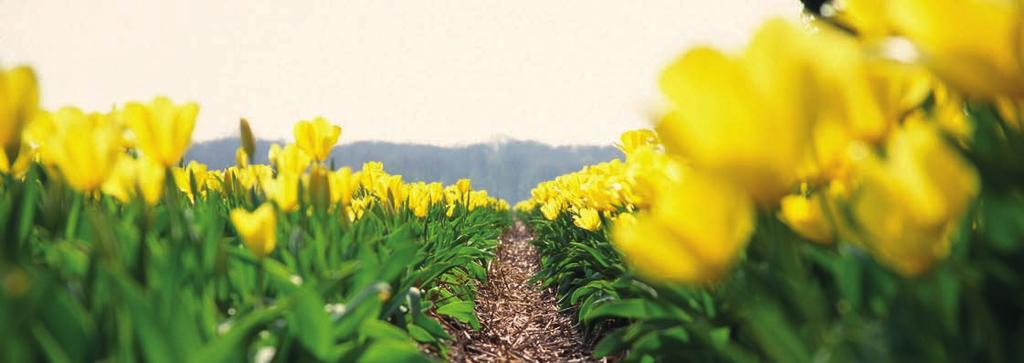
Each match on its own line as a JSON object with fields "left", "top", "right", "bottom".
{"left": 1, "top": 0, "right": 800, "bottom": 146}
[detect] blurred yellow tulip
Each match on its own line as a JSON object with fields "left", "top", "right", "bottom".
{"left": 235, "top": 147, "right": 249, "bottom": 168}
{"left": 274, "top": 144, "right": 310, "bottom": 176}
{"left": 455, "top": 178, "right": 472, "bottom": 195}
{"left": 0, "top": 65, "right": 39, "bottom": 162}
{"left": 265, "top": 171, "right": 300, "bottom": 212}
{"left": 136, "top": 157, "right": 166, "bottom": 205}
{"left": 0, "top": 143, "right": 33, "bottom": 178}
{"left": 832, "top": 0, "right": 891, "bottom": 39}
{"left": 612, "top": 171, "right": 755, "bottom": 284}
{"left": 779, "top": 193, "right": 834, "bottom": 245}
{"left": 231, "top": 203, "right": 277, "bottom": 258}
{"left": 850, "top": 121, "right": 978, "bottom": 275}
{"left": 49, "top": 107, "right": 123, "bottom": 193}
{"left": 889, "top": 0, "right": 1024, "bottom": 98}
{"left": 658, "top": 20, "right": 819, "bottom": 204}
{"left": 293, "top": 116, "right": 341, "bottom": 162}
{"left": 329, "top": 167, "right": 356, "bottom": 206}
{"left": 125, "top": 96, "right": 198, "bottom": 167}
{"left": 172, "top": 161, "right": 209, "bottom": 202}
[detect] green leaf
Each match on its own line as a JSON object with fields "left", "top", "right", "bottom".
{"left": 583, "top": 299, "right": 689, "bottom": 322}
{"left": 357, "top": 341, "right": 431, "bottom": 363}
{"left": 710, "top": 327, "right": 730, "bottom": 348}
{"left": 435, "top": 300, "right": 479, "bottom": 330}
{"left": 193, "top": 305, "right": 283, "bottom": 363}
{"left": 593, "top": 328, "right": 628, "bottom": 357}
{"left": 360, "top": 320, "right": 411, "bottom": 342}
{"left": 406, "top": 324, "right": 436, "bottom": 343}
{"left": 292, "top": 288, "right": 333, "bottom": 359}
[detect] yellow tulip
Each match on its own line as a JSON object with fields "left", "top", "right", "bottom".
{"left": 293, "top": 116, "right": 341, "bottom": 162}
{"left": 832, "top": 0, "right": 891, "bottom": 39}
{"left": 612, "top": 171, "right": 755, "bottom": 284}
{"left": 49, "top": 107, "right": 123, "bottom": 193}
{"left": 274, "top": 144, "right": 310, "bottom": 176}
{"left": 172, "top": 161, "right": 209, "bottom": 202}
{"left": 0, "top": 65, "right": 39, "bottom": 162}
{"left": 99, "top": 155, "right": 166, "bottom": 205}
{"left": 455, "top": 178, "right": 472, "bottom": 195}
{"left": 995, "top": 97, "right": 1024, "bottom": 132}
{"left": 348, "top": 197, "right": 371, "bottom": 221}
{"left": 616, "top": 129, "right": 660, "bottom": 155}
{"left": 102, "top": 156, "right": 138, "bottom": 203}
{"left": 850, "top": 121, "right": 978, "bottom": 275}
{"left": 427, "top": 182, "right": 445, "bottom": 204}
{"left": 888, "top": 0, "right": 1024, "bottom": 98}
{"left": 205, "top": 171, "right": 224, "bottom": 193}
{"left": 0, "top": 143, "right": 33, "bottom": 178}
{"left": 265, "top": 171, "right": 300, "bottom": 212}
{"left": 230, "top": 203, "right": 277, "bottom": 258}
{"left": 267, "top": 143, "right": 282, "bottom": 166}
{"left": 658, "top": 20, "right": 819, "bottom": 204}
{"left": 136, "top": 157, "right": 166, "bottom": 205}
{"left": 779, "top": 193, "right": 834, "bottom": 245}
{"left": 307, "top": 165, "right": 331, "bottom": 211}
{"left": 540, "top": 200, "right": 561, "bottom": 221}
{"left": 384, "top": 175, "right": 407, "bottom": 210}
{"left": 125, "top": 96, "right": 198, "bottom": 167}
{"left": 235, "top": 147, "right": 249, "bottom": 168}
{"left": 329, "top": 167, "right": 355, "bottom": 206}
{"left": 572, "top": 208, "right": 601, "bottom": 231}
{"left": 408, "top": 184, "right": 430, "bottom": 218}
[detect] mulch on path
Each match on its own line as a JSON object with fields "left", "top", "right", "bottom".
{"left": 443, "top": 220, "right": 600, "bottom": 362}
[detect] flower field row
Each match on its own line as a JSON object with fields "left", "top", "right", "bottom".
{"left": 518, "top": 1, "right": 1024, "bottom": 362}
{"left": 0, "top": 64, "right": 510, "bottom": 361}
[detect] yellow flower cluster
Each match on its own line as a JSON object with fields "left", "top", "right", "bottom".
{"left": 515, "top": 129, "right": 673, "bottom": 228}
{"left": 2, "top": 82, "right": 197, "bottom": 200}
{"left": 0, "top": 64, "right": 506, "bottom": 259}
{"left": 522, "top": 2, "right": 1012, "bottom": 283}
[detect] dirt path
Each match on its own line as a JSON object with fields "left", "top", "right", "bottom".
{"left": 445, "top": 220, "right": 597, "bottom": 362}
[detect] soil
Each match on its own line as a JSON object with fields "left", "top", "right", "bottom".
{"left": 442, "top": 220, "right": 599, "bottom": 363}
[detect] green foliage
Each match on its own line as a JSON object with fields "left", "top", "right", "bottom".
{"left": 0, "top": 167, "right": 510, "bottom": 362}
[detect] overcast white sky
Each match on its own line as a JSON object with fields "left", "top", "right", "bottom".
{"left": 1, "top": 0, "right": 799, "bottom": 146}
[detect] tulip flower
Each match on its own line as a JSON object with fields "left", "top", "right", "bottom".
{"left": 0, "top": 65, "right": 39, "bottom": 162}
{"left": 293, "top": 116, "right": 341, "bottom": 162}
{"left": 612, "top": 171, "right": 755, "bottom": 284}
{"left": 274, "top": 144, "right": 311, "bottom": 176}
{"left": 48, "top": 107, "right": 123, "bottom": 193}
{"left": 0, "top": 143, "right": 33, "bottom": 177}
{"left": 125, "top": 96, "right": 198, "bottom": 167}
{"left": 230, "top": 203, "right": 277, "bottom": 258}
{"left": 616, "top": 129, "right": 659, "bottom": 155}
{"left": 172, "top": 161, "right": 210, "bottom": 202}
{"left": 888, "top": 0, "right": 1024, "bottom": 98}
{"left": 572, "top": 208, "right": 602, "bottom": 231}
{"left": 264, "top": 171, "right": 300, "bottom": 212}
{"left": 329, "top": 167, "right": 356, "bottom": 206}
{"left": 540, "top": 200, "right": 561, "bottom": 221}
{"left": 657, "top": 20, "right": 820, "bottom": 204}
{"left": 779, "top": 193, "right": 834, "bottom": 245}
{"left": 850, "top": 121, "right": 978, "bottom": 275}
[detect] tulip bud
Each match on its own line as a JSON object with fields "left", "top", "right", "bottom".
{"left": 239, "top": 117, "right": 256, "bottom": 162}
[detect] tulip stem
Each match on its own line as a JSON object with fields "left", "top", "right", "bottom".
{"left": 65, "top": 192, "right": 83, "bottom": 240}
{"left": 256, "top": 258, "right": 266, "bottom": 306}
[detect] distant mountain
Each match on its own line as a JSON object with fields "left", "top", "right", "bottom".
{"left": 185, "top": 138, "right": 621, "bottom": 203}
